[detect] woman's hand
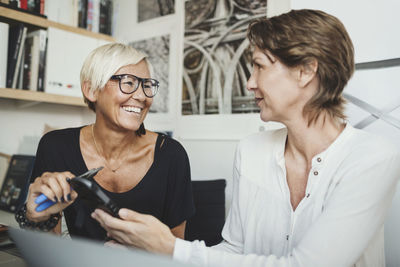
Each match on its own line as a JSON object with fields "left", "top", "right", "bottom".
{"left": 26, "top": 171, "right": 78, "bottom": 222}
{"left": 91, "top": 208, "right": 176, "bottom": 255}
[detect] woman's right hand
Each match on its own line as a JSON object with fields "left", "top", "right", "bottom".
{"left": 26, "top": 171, "right": 78, "bottom": 222}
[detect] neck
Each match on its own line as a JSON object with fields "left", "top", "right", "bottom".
{"left": 92, "top": 121, "right": 138, "bottom": 160}
{"left": 284, "top": 112, "right": 345, "bottom": 164}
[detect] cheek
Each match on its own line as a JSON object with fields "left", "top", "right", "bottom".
{"left": 145, "top": 98, "right": 153, "bottom": 107}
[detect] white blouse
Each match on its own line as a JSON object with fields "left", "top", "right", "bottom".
{"left": 173, "top": 124, "right": 400, "bottom": 267}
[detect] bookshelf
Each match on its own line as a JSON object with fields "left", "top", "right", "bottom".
{"left": 0, "top": 5, "right": 115, "bottom": 106}
{"left": 0, "top": 87, "right": 85, "bottom": 106}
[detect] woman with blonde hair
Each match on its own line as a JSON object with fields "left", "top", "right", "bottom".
{"left": 16, "top": 43, "right": 195, "bottom": 241}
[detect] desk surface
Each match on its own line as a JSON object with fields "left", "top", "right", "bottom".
{"left": 0, "top": 210, "right": 17, "bottom": 228}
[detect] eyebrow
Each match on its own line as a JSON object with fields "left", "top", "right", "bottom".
{"left": 264, "top": 52, "right": 276, "bottom": 63}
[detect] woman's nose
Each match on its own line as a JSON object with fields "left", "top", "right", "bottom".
{"left": 131, "top": 84, "right": 146, "bottom": 101}
{"left": 246, "top": 72, "right": 257, "bottom": 91}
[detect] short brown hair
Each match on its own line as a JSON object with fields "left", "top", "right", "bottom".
{"left": 247, "top": 9, "right": 354, "bottom": 124}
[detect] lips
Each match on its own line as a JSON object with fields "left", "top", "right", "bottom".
{"left": 255, "top": 97, "right": 263, "bottom": 105}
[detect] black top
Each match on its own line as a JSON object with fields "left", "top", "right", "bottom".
{"left": 31, "top": 127, "right": 195, "bottom": 241}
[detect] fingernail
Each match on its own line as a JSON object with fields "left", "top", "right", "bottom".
{"left": 119, "top": 209, "right": 126, "bottom": 217}
{"left": 67, "top": 194, "right": 71, "bottom": 201}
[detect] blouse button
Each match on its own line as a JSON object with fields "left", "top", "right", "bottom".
{"left": 317, "top": 157, "right": 322, "bottom": 162}
{"left": 313, "top": 171, "right": 319, "bottom": 176}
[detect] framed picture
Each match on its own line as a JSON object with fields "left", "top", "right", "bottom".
{"left": 138, "top": 0, "right": 175, "bottom": 22}
{"left": 182, "top": 0, "right": 267, "bottom": 115}
{"left": 0, "top": 155, "right": 35, "bottom": 212}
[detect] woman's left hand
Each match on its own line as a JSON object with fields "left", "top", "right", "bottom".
{"left": 91, "top": 208, "right": 176, "bottom": 255}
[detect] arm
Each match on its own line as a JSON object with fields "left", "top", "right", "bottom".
{"left": 211, "top": 145, "right": 244, "bottom": 254}
{"left": 22, "top": 133, "right": 78, "bottom": 234}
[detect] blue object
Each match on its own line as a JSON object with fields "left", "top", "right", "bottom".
{"left": 34, "top": 193, "right": 49, "bottom": 204}
{"left": 35, "top": 197, "right": 57, "bottom": 212}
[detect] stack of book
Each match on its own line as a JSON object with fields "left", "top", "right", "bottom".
{"left": 45, "top": 0, "right": 113, "bottom": 35}
{"left": 3, "top": 22, "right": 48, "bottom": 91}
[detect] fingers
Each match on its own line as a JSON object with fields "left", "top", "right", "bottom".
{"left": 33, "top": 171, "right": 74, "bottom": 202}
{"left": 118, "top": 208, "right": 149, "bottom": 223}
{"left": 91, "top": 209, "right": 124, "bottom": 231}
{"left": 26, "top": 171, "right": 76, "bottom": 220}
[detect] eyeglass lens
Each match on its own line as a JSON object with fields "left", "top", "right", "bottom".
{"left": 119, "top": 75, "right": 158, "bottom": 97}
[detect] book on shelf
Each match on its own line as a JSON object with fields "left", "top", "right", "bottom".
{"left": 78, "top": 0, "right": 88, "bottom": 29}
{"left": 20, "top": 0, "right": 27, "bottom": 10}
{"left": 37, "top": 29, "right": 47, "bottom": 91}
{"left": 6, "top": 23, "right": 27, "bottom": 88}
{"left": 16, "top": 44, "right": 25, "bottom": 89}
{"left": 87, "top": 0, "right": 100, "bottom": 32}
{"left": 22, "top": 29, "right": 47, "bottom": 91}
{"left": 99, "top": 0, "right": 112, "bottom": 35}
{"left": 11, "top": 26, "right": 27, "bottom": 89}
{"left": 25, "top": 32, "right": 39, "bottom": 91}
{"left": 0, "top": 22, "right": 8, "bottom": 88}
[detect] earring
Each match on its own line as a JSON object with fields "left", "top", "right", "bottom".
{"left": 136, "top": 123, "right": 146, "bottom": 136}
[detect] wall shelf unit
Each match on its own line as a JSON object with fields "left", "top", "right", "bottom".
{"left": 0, "top": 88, "right": 85, "bottom": 107}
{"left": 0, "top": 6, "right": 115, "bottom": 41}
{"left": 0, "top": 5, "right": 115, "bottom": 106}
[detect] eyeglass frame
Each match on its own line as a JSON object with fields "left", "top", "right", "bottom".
{"left": 110, "top": 74, "right": 160, "bottom": 98}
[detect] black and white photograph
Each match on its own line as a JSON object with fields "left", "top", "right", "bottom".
{"left": 182, "top": 0, "right": 267, "bottom": 115}
{"left": 129, "top": 34, "right": 170, "bottom": 113}
{"left": 137, "top": 0, "right": 175, "bottom": 22}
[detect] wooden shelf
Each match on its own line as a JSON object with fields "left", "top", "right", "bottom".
{"left": 0, "top": 5, "right": 115, "bottom": 42}
{"left": 0, "top": 88, "right": 86, "bottom": 107}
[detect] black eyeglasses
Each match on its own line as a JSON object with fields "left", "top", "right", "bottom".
{"left": 110, "top": 74, "right": 159, "bottom": 98}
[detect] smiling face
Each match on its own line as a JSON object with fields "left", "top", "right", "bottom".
{"left": 94, "top": 60, "right": 153, "bottom": 132}
{"left": 247, "top": 46, "right": 310, "bottom": 124}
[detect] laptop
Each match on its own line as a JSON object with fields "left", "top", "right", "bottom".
{"left": 9, "top": 227, "right": 192, "bottom": 267}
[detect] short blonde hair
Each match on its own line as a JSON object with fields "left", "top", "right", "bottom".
{"left": 80, "top": 43, "right": 153, "bottom": 111}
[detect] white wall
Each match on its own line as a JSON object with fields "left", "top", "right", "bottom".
{"left": 0, "top": 99, "right": 94, "bottom": 155}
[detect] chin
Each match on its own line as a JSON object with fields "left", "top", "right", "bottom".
{"left": 259, "top": 111, "right": 271, "bottom": 122}
{"left": 118, "top": 121, "right": 142, "bottom": 132}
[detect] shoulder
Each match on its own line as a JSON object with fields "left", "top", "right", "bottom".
{"left": 39, "top": 127, "right": 82, "bottom": 148}
{"left": 346, "top": 126, "right": 400, "bottom": 159}
{"left": 157, "top": 133, "right": 189, "bottom": 159}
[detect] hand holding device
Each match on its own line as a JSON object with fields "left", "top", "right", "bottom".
{"left": 68, "top": 169, "right": 120, "bottom": 217}
{"left": 34, "top": 167, "right": 103, "bottom": 212}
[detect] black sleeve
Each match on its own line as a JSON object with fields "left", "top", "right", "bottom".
{"left": 30, "top": 129, "right": 80, "bottom": 183}
{"left": 162, "top": 140, "right": 195, "bottom": 229}
{"left": 30, "top": 132, "right": 57, "bottom": 183}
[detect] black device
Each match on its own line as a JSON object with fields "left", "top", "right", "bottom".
{"left": 68, "top": 167, "right": 120, "bottom": 218}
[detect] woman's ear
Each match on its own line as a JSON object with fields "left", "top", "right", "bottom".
{"left": 81, "top": 81, "right": 97, "bottom": 102}
{"left": 298, "top": 59, "right": 318, "bottom": 88}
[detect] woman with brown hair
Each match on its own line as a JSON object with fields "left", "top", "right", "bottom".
{"left": 92, "top": 10, "right": 400, "bottom": 267}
